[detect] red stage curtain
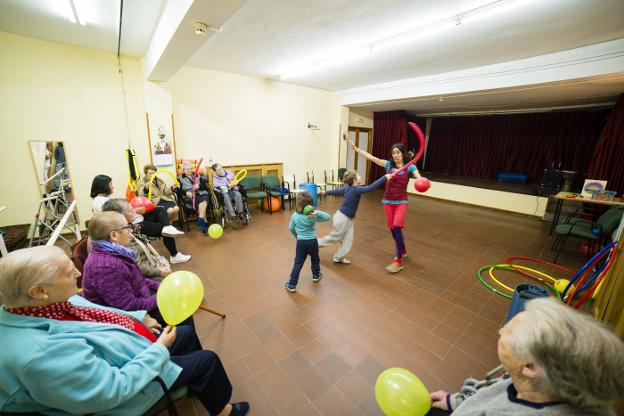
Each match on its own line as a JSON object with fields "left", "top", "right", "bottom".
{"left": 424, "top": 110, "right": 609, "bottom": 183}
{"left": 588, "top": 94, "right": 624, "bottom": 196}
{"left": 368, "top": 110, "right": 407, "bottom": 183}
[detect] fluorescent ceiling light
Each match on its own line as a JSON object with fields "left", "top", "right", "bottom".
{"left": 279, "top": 0, "right": 537, "bottom": 80}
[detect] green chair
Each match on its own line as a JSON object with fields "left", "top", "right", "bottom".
{"left": 262, "top": 175, "right": 292, "bottom": 212}
{"left": 552, "top": 206, "right": 623, "bottom": 263}
{"left": 337, "top": 168, "right": 347, "bottom": 181}
{"left": 142, "top": 385, "right": 191, "bottom": 416}
{"left": 239, "top": 176, "right": 267, "bottom": 212}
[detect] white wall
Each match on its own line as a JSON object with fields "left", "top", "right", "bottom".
{"left": 409, "top": 179, "right": 548, "bottom": 217}
{"left": 166, "top": 67, "right": 342, "bottom": 183}
{"left": 0, "top": 32, "right": 150, "bottom": 228}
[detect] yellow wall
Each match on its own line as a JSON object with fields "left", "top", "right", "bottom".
{"left": 0, "top": 32, "right": 150, "bottom": 228}
{"left": 166, "top": 67, "right": 342, "bottom": 183}
{"left": 409, "top": 180, "right": 548, "bottom": 217}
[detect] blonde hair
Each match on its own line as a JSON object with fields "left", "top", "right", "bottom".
{"left": 0, "top": 246, "right": 65, "bottom": 307}
{"left": 342, "top": 170, "right": 358, "bottom": 186}
{"left": 88, "top": 211, "right": 126, "bottom": 241}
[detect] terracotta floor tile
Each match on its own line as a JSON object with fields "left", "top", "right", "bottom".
{"left": 144, "top": 193, "right": 585, "bottom": 414}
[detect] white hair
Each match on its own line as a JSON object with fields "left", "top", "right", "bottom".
{"left": 0, "top": 246, "right": 66, "bottom": 307}
{"left": 182, "top": 161, "right": 193, "bottom": 169}
{"left": 507, "top": 298, "right": 624, "bottom": 411}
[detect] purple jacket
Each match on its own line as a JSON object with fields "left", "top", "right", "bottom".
{"left": 82, "top": 246, "right": 160, "bottom": 312}
{"left": 212, "top": 170, "right": 238, "bottom": 191}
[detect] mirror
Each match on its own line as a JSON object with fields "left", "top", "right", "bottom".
{"left": 29, "top": 141, "right": 73, "bottom": 196}
{"left": 28, "top": 141, "right": 80, "bottom": 246}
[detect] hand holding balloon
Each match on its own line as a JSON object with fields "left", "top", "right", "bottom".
{"left": 157, "top": 326, "right": 177, "bottom": 348}
{"left": 429, "top": 390, "right": 450, "bottom": 411}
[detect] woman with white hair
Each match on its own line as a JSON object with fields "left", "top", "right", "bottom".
{"left": 429, "top": 298, "right": 624, "bottom": 415}
{"left": 0, "top": 246, "right": 249, "bottom": 416}
{"left": 179, "top": 161, "right": 211, "bottom": 233}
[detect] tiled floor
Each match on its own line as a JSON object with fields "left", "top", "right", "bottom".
{"left": 156, "top": 191, "right": 583, "bottom": 415}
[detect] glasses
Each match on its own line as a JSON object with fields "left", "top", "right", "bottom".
{"left": 114, "top": 225, "right": 131, "bottom": 232}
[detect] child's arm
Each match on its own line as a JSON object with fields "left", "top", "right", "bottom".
{"left": 354, "top": 175, "right": 388, "bottom": 194}
{"left": 325, "top": 186, "right": 348, "bottom": 197}
{"left": 289, "top": 215, "right": 298, "bottom": 238}
{"left": 313, "top": 210, "right": 331, "bottom": 222}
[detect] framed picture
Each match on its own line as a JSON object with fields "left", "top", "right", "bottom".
{"left": 147, "top": 116, "right": 176, "bottom": 167}
{"left": 581, "top": 179, "right": 607, "bottom": 199}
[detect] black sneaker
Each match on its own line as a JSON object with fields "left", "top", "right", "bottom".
{"left": 230, "top": 402, "right": 250, "bottom": 416}
{"left": 284, "top": 282, "right": 297, "bottom": 292}
{"left": 312, "top": 272, "right": 323, "bottom": 282}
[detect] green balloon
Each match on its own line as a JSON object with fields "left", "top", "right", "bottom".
{"left": 303, "top": 205, "right": 314, "bottom": 215}
{"left": 375, "top": 368, "right": 431, "bottom": 416}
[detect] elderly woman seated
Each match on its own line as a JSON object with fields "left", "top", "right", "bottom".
{"left": 0, "top": 246, "right": 249, "bottom": 415}
{"left": 428, "top": 298, "right": 624, "bottom": 416}
{"left": 212, "top": 163, "right": 244, "bottom": 221}
{"left": 102, "top": 198, "right": 171, "bottom": 280}
{"left": 137, "top": 163, "right": 180, "bottom": 224}
{"left": 179, "top": 161, "right": 211, "bottom": 233}
{"left": 82, "top": 212, "right": 188, "bottom": 327}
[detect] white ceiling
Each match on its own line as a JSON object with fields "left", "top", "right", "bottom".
{"left": 188, "top": 0, "right": 624, "bottom": 91}
{"left": 349, "top": 72, "right": 624, "bottom": 116}
{"left": 0, "top": 0, "right": 165, "bottom": 56}
{"left": 0, "top": 0, "right": 622, "bottom": 113}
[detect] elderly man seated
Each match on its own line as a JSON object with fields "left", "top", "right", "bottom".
{"left": 427, "top": 298, "right": 624, "bottom": 416}
{"left": 82, "top": 211, "right": 190, "bottom": 328}
{"left": 0, "top": 246, "right": 249, "bottom": 415}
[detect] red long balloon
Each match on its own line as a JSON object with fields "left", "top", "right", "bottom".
{"left": 192, "top": 158, "right": 203, "bottom": 210}
{"left": 390, "top": 122, "right": 425, "bottom": 178}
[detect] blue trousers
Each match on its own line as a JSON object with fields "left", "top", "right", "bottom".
{"left": 288, "top": 238, "right": 320, "bottom": 286}
{"left": 169, "top": 326, "right": 232, "bottom": 415}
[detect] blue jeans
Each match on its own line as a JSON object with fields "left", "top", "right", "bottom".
{"left": 288, "top": 239, "right": 320, "bottom": 286}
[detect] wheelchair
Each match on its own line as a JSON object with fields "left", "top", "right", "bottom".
{"left": 213, "top": 185, "right": 251, "bottom": 227}
{"left": 175, "top": 188, "right": 221, "bottom": 231}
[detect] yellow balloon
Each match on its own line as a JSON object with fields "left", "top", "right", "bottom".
{"left": 208, "top": 223, "right": 223, "bottom": 239}
{"left": 156, "top": 271, "right": 204, "bottom": 325}
{"left": 375, "top": 368, "right": 431, "bottom": 416}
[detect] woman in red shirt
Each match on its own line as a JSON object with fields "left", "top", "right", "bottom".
{"left": 347, "top": 140, "right": 421, "bottom": 273}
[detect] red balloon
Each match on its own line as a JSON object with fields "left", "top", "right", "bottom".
{"left": 130, "top": 196, "right": 155, "bottom": 213}
{"left": 414, "top": 177, "right": 431, "bottom": 193}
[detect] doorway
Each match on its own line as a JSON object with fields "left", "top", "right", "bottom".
{"left": 347, "top": 127, "right": 372, "bottom": 182}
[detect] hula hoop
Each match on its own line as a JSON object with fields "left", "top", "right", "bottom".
{"left": 231, "top": 169, "right": 248, "bottom": 186}
{"left": 505, "top": 256, "right": 572, "bottom": 282}
{"left": 574, "top": 247, "right": 616, "bottom": 309}
{"left": 489, "top": 264, "right": 558, "bottom": 291}
{"left": 147, "top": 169, "right": 180, "bottom": 200}
{"left": 561, "top": 241, "right": 617, "bottom": 300}
{"left": 192, "top": 158, "right": 203, "bottom": 210}
{"left": 477, "top": 265, "right": 513, "bottom": 299}
{"left": 478, "top": 264, "right": 558, "bottom": 300}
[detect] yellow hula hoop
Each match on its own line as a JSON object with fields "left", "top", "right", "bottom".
{"left": 488, "top": 264, "right": 558, "bottom": 293}
{"left": 231, "top": 169, "right": 248, "bottom": 186}
{"left": 147, "top": 169, "right": 180, "bottom": 200}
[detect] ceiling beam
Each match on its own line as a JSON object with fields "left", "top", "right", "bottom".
{"left": 145, "top": 0, "right": 247, "bottom": 81}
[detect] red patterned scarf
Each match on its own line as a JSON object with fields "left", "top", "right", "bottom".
{"left": 7, "top": 301, "right": 136, "bottom": 331}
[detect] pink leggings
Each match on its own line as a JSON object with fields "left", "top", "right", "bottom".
{"left": 384, "top": 204, "right": 408, "bottom": 261}
{"left": 383, "top": 203, "right": 408, "bottom": 229}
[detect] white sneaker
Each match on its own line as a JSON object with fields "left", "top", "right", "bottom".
{"left": 161, "top": 225, "right": 184, "bottom": 237}
{"left": 170, "top": 252, "right": 191, "bottom": 264}
{"left": 333, "top": 257, "right": 351, "bottom": 264}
